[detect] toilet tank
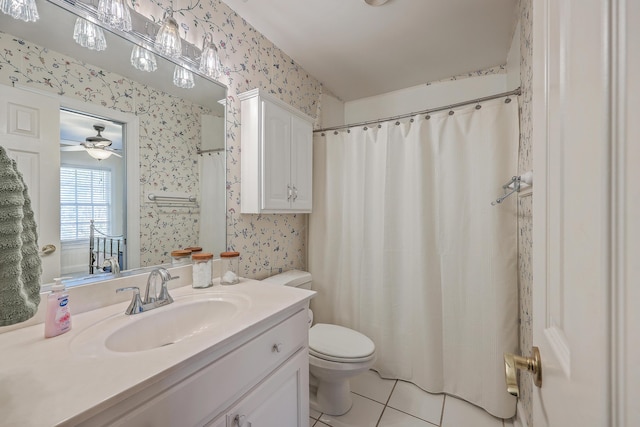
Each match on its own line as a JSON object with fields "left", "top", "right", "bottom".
{"left": 262, "top": 270, "right": 312, "bottom": 290}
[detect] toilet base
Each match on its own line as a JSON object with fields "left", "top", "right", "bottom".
{"left": 309, "top": 373, "right": 353, "bottom": 416}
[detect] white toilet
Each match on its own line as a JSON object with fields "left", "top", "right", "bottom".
{"left": 262, "top": 270, "right": 376, "bottom": 416}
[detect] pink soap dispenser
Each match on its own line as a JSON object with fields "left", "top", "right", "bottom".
{"left": 44, "top": 278, "right": 72, "bottom": 338}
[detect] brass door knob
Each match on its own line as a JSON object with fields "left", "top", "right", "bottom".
{"left": 40, "top": 244, "right": 56, "bottom": 256}
{"left": 504, "top": 346, "right": 542, "bottom": 397}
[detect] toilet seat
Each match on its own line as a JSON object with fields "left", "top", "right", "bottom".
{"left": 309, "top": 324, "right": 375, "bottom": 363}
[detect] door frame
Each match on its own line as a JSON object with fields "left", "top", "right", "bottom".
{"left": 15, "top": 84, "right": 141, "bottom": 273}
{"left": 610, "top": 0, "right": 638, "bottom": 425}
{"left": 60, "top": 96, "right": 140, "bottom": 271}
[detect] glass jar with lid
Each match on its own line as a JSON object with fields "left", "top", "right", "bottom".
{"left": 192, "top": 252, "right": 213, "bottom": 288}
{"left": 171, "top": 249, "right": 191, "bottom": 266}
{"left": 220, "top": 251, "right": 240, "bottom": 285}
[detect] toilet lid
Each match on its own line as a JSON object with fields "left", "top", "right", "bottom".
{"left": 309, "top": 324, "right": 375, "bottom": 361}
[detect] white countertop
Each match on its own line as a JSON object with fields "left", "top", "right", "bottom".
{"left": 0, "top": 278, "right": 314, "bottom": 427}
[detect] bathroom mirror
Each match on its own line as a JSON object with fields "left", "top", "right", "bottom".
{"left": 0, "top": 0, "right": 227, "bottom": 285}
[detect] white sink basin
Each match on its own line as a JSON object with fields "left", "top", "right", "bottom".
{"left": 71, "top": 293, "right": 250, "bottom": 354}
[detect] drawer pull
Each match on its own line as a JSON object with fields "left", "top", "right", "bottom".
{"left": 272, "top": 343, "right": 283, "bottom": 353}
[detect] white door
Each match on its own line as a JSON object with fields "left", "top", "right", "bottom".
{"left": 532, "top": 0, "right": 639, "bottom": 425}
{"left": 0, "top": 85, "right": 61, "bottom": 284}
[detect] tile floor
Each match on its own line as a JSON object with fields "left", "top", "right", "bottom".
{"left": 309, "top": 370, "right": 515, "bottom": 427}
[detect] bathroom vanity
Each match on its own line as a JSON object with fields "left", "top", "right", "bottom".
{"left": 0, "top": 277, "right": 314, "bottom": 426}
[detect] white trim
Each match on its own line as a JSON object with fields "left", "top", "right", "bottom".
{"left": 238, "top": 88, "right": 315, "bottom": 123}
{"left": 611, "top": 0, "right": 626, "bottom": 425}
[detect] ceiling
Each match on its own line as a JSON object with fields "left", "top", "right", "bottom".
{"left": 221, "top": 0, "right": 519, "bottom": 101}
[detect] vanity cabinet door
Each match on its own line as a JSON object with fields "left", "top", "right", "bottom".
{"left": 226, "top": 349, "right": 309, "bottom": 427}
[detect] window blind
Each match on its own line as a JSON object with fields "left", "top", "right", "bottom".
{"left": 60, "top": 166, "right": 112, "bottom": 242}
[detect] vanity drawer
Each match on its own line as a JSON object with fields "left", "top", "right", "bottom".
{"left": 105, "top": 308, "right": 309, "bottom": 427}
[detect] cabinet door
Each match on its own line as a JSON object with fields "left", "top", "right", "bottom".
{"left": 290, "top": 115, "right": 313, "bottom": 211}
{"left": 227, "top": 349, "right": 309, "bottom": 427}
{"left": 262, "top": 100, "right": 292, "bottom": 210}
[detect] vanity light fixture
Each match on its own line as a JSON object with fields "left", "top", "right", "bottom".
{"left": 73, "top": 17, "right": 108, "bottom": 51}
{"left": 173, "top": 65, "right": 195, "bottom": 89}
{"left": 0, "top": 0, "right": 39, "bottom": 22}
{"left": 96, "top": 0, "right": 131, "bottom": 31}
{"left": 130, "top": 45, "right": 157, "bottom": 72}
{"left": 198, "top": 32, "right": 221, "bottom": 79}
{"left": 154, "top": 9, "right": 182, "bottom": 58}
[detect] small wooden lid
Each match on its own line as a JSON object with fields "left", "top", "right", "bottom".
{"left": 192, "top": 252, "right": 214, "bottom": 260}
{"left": 171, "top": 249, "right": 191, "bottom": 257}
{"left": 220, "top": 251, "right": 240, "bottom": 258}
{"left": 184, "top": 246, "right": 202, "bottom": 253}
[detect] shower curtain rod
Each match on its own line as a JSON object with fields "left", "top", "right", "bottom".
{"left": 314, "top": 87, "right": 522, "bottom": 133}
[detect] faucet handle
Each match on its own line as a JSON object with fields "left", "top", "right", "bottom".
{"left": 116, "top": 286, "right": 144, "bottom": 315}
{"left": 156, "top": 269, "right": 177, "bottom": 305}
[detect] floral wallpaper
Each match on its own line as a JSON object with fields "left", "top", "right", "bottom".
{"left": 0, "top": 0, "right": 324, "bottom": 276}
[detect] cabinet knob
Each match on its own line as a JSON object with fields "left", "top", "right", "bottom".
{"left": 287, "top": 185, "right": 293, "bottom": 201}
{"left": 272, "top": 342, "right": 283, "bottom": 353}
{"left": 292, "top": 185, "right": 298, "bottom": 201}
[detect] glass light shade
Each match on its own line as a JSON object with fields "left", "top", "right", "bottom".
{"left": 86, "top": 147, "right": 113, "bottom": 160}
{"left": 130, "top": 45, "right": 157, "bottom": 72}
{"left": 0, "top": 0, "right": 39, "bottom": 22}
{"left": 173, "top": 66, "right": 195, "bottom": 89}
{"left": 73, "top": 18, "right": 108, "bottom": 51}
{"left": 154, "top": 12, "right": 182, "bottom": 58}
{"left": 198, "top": 33, "right": 221, "bottom": 79}
{"left": 97, "top": 0, "right": 131, "bottom": 32}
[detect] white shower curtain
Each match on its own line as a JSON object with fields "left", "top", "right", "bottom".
{"left": 309, "top": 97, "right": 519, "bottom": 418}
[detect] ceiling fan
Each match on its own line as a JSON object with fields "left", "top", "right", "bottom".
{"left": 60, "top": 124, "right": 122, "bottom": 160}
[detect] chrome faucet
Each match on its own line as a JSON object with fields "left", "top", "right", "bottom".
{"left": 102, "top": 256, "right": 121, "bottom": 277}
{"left": 144, "top": 267, "right": 175, "bottom": 307}
{"left": 116, "top": 268, "right": 178, "bottom": 315}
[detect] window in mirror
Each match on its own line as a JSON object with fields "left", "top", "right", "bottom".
{"left": 60, "top": 166, "right": 112, "bottom": 241}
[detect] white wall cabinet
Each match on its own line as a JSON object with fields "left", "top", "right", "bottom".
{"left": 239, "top": 89, "right": 314, "bottom": 213}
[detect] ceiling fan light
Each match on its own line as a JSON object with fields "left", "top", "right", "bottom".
{"left": 86, "top": 147, "right": 113, "bottom": 160}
